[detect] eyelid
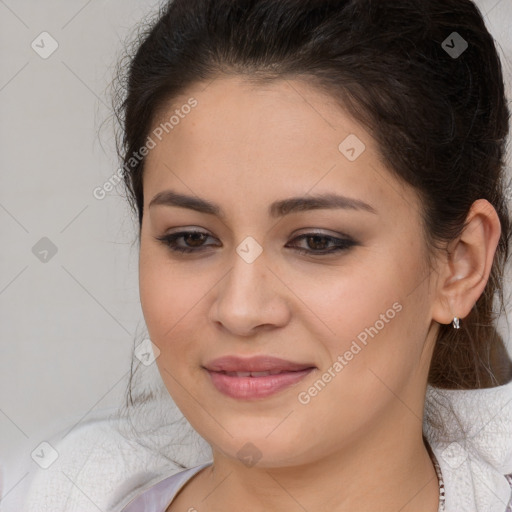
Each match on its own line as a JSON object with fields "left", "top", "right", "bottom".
{"left": 161, "top": 227, "right": 352, "bottom": 243}
{"left": 291, "top": 227, "right": 352, "bottom": 238}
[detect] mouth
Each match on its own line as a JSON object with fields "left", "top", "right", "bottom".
{"left": 221, "top": 369, "right": 298, "bottom": 377}
{"left": 203, "top": 355, "right": 316, "bottom": 400}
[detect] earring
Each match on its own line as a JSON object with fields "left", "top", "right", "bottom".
{"left": 452, "top": 317, "right": 460, "bottom": 329}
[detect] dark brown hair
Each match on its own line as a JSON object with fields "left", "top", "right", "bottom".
{"left": 113, "top": 0, "right": 512, "bottom": 392}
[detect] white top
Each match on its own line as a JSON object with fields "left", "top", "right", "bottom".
{"left": 7, "top": 380, "right": 512, "bottom": 512}
{"left": 424, "top": 380, "right": 512, "bottom": 512}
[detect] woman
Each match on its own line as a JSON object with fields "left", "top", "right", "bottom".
{"left": 108, "top": 0, "right": 512, "bottom": 510}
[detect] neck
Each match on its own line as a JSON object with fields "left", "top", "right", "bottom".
{"left": 196, "top": 418, "right": 440, "bottom": 512}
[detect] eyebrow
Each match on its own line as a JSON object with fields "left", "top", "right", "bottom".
{"left": 148, "top": 189, "right": 377, "bottom": 217}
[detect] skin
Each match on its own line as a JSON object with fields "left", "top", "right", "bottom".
{"left": 137, "top": 75, "right": 501, "bottom": 512}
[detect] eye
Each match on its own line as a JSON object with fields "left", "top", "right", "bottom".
{"left": 286, "top": 233, "right": 357, "bottom": 255}
{"left": 155, "top": 230, "right": 357, "bottom": 256}
{"left": 154, "top": 230, "right": 218, "bottom": 254}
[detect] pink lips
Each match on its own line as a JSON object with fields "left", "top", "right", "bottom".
{"left": 203, "top": 356, "right": 315, "bottom": 400}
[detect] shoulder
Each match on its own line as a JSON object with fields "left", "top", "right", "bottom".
{"left": 18, "top": 412, "right": 194, "bottom": 512}
{"left": 424, "top": 380, "right": 512, "bottom": 511}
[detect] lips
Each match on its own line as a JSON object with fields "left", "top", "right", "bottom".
{"left": 223, "top": 370, "right": 289, "bottom": 377}
{"left": 204, "top": 355, "right": 315, "bottom": 373}
{"left": 203, "top": 356, "right": 316, "bottom": 400}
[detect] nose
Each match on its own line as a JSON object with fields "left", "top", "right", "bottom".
{"left": 209, "top": 248, "right": 291, "bottom": 337}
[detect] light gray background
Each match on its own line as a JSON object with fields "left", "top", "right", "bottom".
{"left": 1, "top": 0, "right": 511, "bottom": 508}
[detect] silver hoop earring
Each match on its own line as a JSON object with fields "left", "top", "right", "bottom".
{"left": 452, "top": 317, "right": 460, "bottom": 329}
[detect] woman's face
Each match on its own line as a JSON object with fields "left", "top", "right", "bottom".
{"left": 139, "top": 76, "right": 440, "bottom": 468}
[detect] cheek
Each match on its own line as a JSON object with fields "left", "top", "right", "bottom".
{"left": 320, "top": 284, "right": 405, "bottom": 378}
{"left": 313, "top": 244, "right": 424, "bottom": 362}
{"left": 315, "top": 260, "right": 428, "bottom": 409}
{"left": 302, "top": 257, "right": 404, "bottom": 338}
{"left": 139, "top": 243, "right": 195, "bottom": 351}
{"left": 138, "top": 241, "right": 221, "bottom": 392}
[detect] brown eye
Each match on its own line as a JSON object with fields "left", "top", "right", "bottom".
{"left": 287, "top": 233, "right": 357, "bottom": 255}
{"left": 155, "top": 230, "right": 218, "bottom": 254}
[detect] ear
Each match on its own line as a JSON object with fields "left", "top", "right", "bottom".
{"left": 431, "top": 199, "right": 502, "bottom": 326}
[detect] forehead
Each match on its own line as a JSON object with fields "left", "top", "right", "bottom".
{"left": 147, "top": 76, "right": 369, "bottom": 163}
{"left": 143, "top": 76, "right": 419, "bottom": 222}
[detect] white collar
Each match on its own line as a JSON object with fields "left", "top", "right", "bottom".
{"left": 424, "top": 380, "right": 512, "bottom": 512}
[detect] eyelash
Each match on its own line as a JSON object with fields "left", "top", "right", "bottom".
{"left": 154, "top": 230, "right": 357, "bottom": 256}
